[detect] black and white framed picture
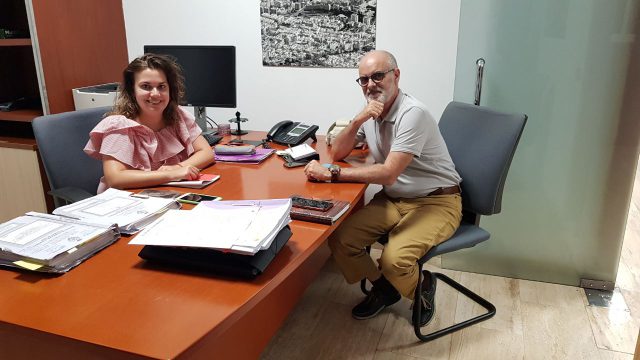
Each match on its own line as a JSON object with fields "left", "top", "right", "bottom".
{"left": 260, "top": 0, "right": 377, "bottom": 68}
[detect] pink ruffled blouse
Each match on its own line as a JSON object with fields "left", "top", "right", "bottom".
{"left": 84, "top": 107, "right": 202, "bottom": 193}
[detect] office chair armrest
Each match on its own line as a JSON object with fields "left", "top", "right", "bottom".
{"left": 48, "top": 187, "right": 94, "bottom": 204}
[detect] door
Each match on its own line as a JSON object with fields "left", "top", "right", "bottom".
{"left": 444, "top": 0, "right": 640, "bottom": 285}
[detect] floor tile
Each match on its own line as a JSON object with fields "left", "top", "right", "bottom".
{"left": 519, "top": 278, "right": 585, "bottom": 309}
{"left": 598, "top": 348, "right": 634, "bottom": 360}
{"left": 621, "top": 289, "right": 640, "bottom": 326}
{"left": 521, "top": 301, "right": 600, "bottom": 360}
{"left": 586, "top": 305, "right": 638, "bottom": 353}
{"left": 449, "top": 326, "right": 524, "bottom": 360}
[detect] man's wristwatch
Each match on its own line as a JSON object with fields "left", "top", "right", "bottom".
{"left": 328, "top": 164, "right": 341, "bottom": 183}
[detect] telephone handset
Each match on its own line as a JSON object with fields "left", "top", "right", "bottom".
{"left": 266, "top": 120, "right": 319, "bottom": 146}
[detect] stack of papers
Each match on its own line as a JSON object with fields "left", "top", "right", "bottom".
{"left": 214, "top": 148, "right": 275, "bottom": 164}
{"left": 130, "top": 199, "right": 291, "bottom": 255}
{"left": 0, "top": 212, "right": 120, "bottom": 273}
{"left": 52, "top": 188, "right": 181, "bottom": 234}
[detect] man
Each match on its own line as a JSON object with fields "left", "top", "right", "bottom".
{"left": 303, "top": 50, "right": 462, "bottom": 326}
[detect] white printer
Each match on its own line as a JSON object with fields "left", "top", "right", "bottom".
{"left": 72, "top": 83, "right": 119, "bottom": 110}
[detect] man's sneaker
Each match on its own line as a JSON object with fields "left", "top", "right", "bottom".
{"left": 413, "top": 270, "right": 437, "bottom": 327}
{"left": 352, "top": 286, "right": 401, "bottom": 320}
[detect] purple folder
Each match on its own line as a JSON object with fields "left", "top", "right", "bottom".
{"left": 214, "top": 148, "right": 275, "bottom": 164}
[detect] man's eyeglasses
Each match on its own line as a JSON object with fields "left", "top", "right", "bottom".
{"left": 355, "top": 69, "right": 395, "bottom": 87}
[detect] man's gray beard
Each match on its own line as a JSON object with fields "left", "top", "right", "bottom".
{"left": 367, "top": 93, "right": 386, "bottom": 104}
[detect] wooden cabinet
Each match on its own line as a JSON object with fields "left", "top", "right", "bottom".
{"left": 0, "top": 140, "right": 47, "bottom": 221}
{"left": 0, "top": 0, "right": 128, "bottom": 221}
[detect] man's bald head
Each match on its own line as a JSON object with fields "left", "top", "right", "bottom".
{"left": 359, "top": 50, "right": 398, "bottom": 70}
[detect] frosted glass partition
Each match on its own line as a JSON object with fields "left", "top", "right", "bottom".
{"left": 446, "top": 0, "right": 640, "bottom": 285}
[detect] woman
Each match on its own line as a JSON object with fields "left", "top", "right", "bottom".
{"left": 84, "top": 53, "right": 215, "bottom": 193}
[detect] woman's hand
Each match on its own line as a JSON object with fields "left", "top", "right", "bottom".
{"left": 103, "top": 157, "right": 200, "bottom": 190}
{"left": 172, "top": 165, "right": 200, "bottom": 181}
{"left": 158, "top": 163, "right": 200, "bottom": 181}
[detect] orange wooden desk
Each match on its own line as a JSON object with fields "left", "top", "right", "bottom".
{"left": 0, "top": 133, "right": 368, "bottom": 359}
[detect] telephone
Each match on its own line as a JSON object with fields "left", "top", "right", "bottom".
{"left": 266, "top": 120, "right": 319, "bottom": 146}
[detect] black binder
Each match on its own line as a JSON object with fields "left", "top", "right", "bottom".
{"left": 137, "top": 226, "right": 292, "bottom": 279}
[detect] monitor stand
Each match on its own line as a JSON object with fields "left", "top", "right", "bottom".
{"left": 194, "top": 106, "right": 215, "bottom": 135}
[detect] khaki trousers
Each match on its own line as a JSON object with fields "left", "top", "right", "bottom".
{"left": 328, "top": 191, "right": 462, "bottom": 298}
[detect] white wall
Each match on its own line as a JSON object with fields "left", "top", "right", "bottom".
{"left": 122, "top": 0, "right": 461, "bottom": 134}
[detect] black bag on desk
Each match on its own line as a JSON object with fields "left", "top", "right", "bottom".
{"left": 138, "top": 226, "right": 292, "bottom": 279}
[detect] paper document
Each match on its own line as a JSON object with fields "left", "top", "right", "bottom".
{"left": 130, "top": 199, "right": 292, "bottom": 255}
{"left": 52, "top": 188, "right": 180, "bottom": 234}
{"left": 284, "top": 143, "right": 318, "bottom": 161}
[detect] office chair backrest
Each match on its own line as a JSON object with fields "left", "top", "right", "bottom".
{"left": 32, "top": 106, "right": 111, "bottom": 201}
{"left": 439, "top": 101, "right": 527, "bottom": 216}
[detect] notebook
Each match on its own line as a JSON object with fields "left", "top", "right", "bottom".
{"left": 162, "top": 174, "right": 220, "bottom": 189}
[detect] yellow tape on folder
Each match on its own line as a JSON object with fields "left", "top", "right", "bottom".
{"left": 13, "top": 260, "right": 43, "bottom": 271}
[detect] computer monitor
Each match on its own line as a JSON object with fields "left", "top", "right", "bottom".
{"left": 143, "top": 45, "right": 237, "bottom": 133}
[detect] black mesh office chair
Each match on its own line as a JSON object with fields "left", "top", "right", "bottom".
{"left": 361, "top": 101, "right": 527, "bottom": 342}
{"left": 32, "top": 106, "right": 111, "bottom": 208}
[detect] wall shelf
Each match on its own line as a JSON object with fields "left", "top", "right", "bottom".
{"left": 0, "top": 109, "right": 42, "bottom": 122}
{"left": 0, "top": 38, "right": 31, "bottom": 46}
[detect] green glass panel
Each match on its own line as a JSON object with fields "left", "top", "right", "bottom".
{"left": 447, "top": 0, "right": 640, "bottom": 285}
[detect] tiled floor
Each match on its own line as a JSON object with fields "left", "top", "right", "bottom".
{"left": 261, "top": 166, "right": 640, "bottom": 360}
